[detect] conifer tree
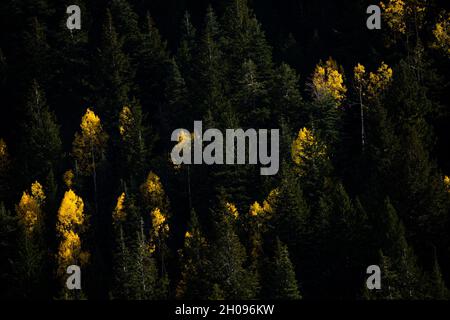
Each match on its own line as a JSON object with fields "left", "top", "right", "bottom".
{"left": 19, "top": 80, "right": 62, "bottom": 186}
{"left": 95, "top": 9, "right": 132, "bottom": 127}
{"left": 209, "top": 200, "right": 259, "bottom": 299}
{"left": 118, "top": 104, "right": 146, "bottom": 190}
{"left": 176, "top": 209, "right": 211, "bottom": 299}
{"left": 265, "top": 238, "right": 302, "bottom": 300}
{"left": 135, "top": 12, "right": 170, "bottom": 127}
{"left": 0, "top": 202, "right": 17, "bottom": 298}
{"left": 368, "top": 198, "right": 424, "bottom": 299}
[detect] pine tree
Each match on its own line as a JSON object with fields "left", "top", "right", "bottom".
{"left": 208, "top": 200, "right": 259, "bottom": 299}
{"left": 196, "top": 5, "right": 229, "bottom": 124}
{"left": 118, "top": 104, "right": 146, "bottom": 190}
{"left": 265, "top": 238, "right": 302, "bottom": 300}
{"left": 135, "top": 12, "right": 170, "bottom": 129}
{"left": 19, "top": 80, "right": 62, "bottom": 188}
{"left": 165, "top": 58, "right": 190, "bottom": 128}
{"left": 0, "top": 202, "right": 17, "bottom": 298}
{"left": 270, "top": 63, "right": 304, "bottom": 127}
{"left": 176, "top": 209, "right": 211, "bottom": 299}
{"left": 368, "top": 198, "right": 424, "bottom": 299}
{"left": 94, "top": 9, "right": 132, "bottom": 127}
{"left": 176, "top": 11, "right": 197, "bottom": 98}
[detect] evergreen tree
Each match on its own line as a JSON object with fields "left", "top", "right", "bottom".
{"left": 94, "top": 9, "right": 132, "bottom": 127}
{"left": 264, "top": 238, "right": 302, "bottom": 300}
{"left": 0, "top": 202, "right": 17, "bottom": 298}
{"left": 19, "top": 80, "right": 62, "bottom": 186}
{"left": 176, "top": 209, "right": 211, "bottom": 299}
{"left": 208, "top": 200, "right": 259, "bottom": 299}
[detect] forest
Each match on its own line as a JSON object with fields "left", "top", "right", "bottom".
{"left": 0, "top": 0, "right": 450, "bottom": 300}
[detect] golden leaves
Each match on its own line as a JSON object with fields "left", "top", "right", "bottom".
{"left": 63, "top": 170, "right": 74, "bottom": 189}
{"left": 381, "top": 0, "right": 407, "bottom": 34}
{"left": 16, "top": 181, "right": 45, "bottom": 234}
{"left": 57, "top": 189, "right": 85, "bottom": 234}
{"left": 113, "top": 192, "right": 126, "bottom": 223}
{"left": 119, "top": 106, "right": 133, "bottom": 137}
{"left": 56, "top": 189, "right": 88, "bottom": 275}
{"left": 312, "top": 58, "right": 347, "bottom": 105}
{"left": 249, "top": 201, "right": 263, "bottom": 217}
{"left": 354, "top": 62, "right": 393, "bottom": 100}
{"left": 225, "top": 202, "right": 239, "bottom": 219}
{"left": 291, "top": 128, "right": 326, "bottom": 169}
{"left": 80, "top": 108, "right": 103, "bottom": 138}
{"left": 444, "top": 176, "right": 450, "bottom": 193}
{"left": 141, "top": 171, "right": 166, "bottom": 209}
{"left": 72, "top": 108, "right": 108, "bottom": 175}
{"left": 151, "top": 207, "right": 169, "bottom": 235}
{"left": 432, "top": 12, "right": 450, "bottom": 57}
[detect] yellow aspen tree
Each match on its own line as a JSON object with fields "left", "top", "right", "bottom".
{"left": 444, "top": 176, "right": 450, "bottom": 193}
{"left": 72, "top": 108, "right": 108, "bottom": 214}
{"left": 380, "top": 0, "right": 426, "bottom": 45}
{"left": 311, "top": 58, "right": 347, "bottom": 106}
{"left": 432, "top": 12, "right": 450, "bottom": 57}
{"left": 56, "top": 189, "right": 89, "bottom": 284}
{"left": 72, "top": 108, "right": 108, "bottom": 175}
{"left": 291, "top": 128, "right": 327, "bottom": 174}
{"left": 15, "top": 181, "right": 47, "bottom": 295}
{"left": 16, "top": 181, "right": 45, "bottom": 236}
{"left": 354, "top": 62, "right": 393, "bottom": 150}
{"left": 247, "top": 189, "right": 279, "bottom": 260}
{"left": 140, "top": 171, "right": 170, "bottom": 278}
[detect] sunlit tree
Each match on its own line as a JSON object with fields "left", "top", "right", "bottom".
{"left": 56, "top": 188, "right": 89, "bottom": 298}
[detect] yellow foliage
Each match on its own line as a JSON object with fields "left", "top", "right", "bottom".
{"left": 354, "top": 62, "right": 393, "bottom": 99}
{"left": 262, "top": 188, "right": 279, "bottom": 215}
{"left": 57, "top": 230, "right": 89, "bottom": 275}
{"left": 0, "top": 138, "right": 8, "bottom": 160}
{"left": 381, "top": 0, "right": 406, "bottom": 34}
{"left": 57, "top": 189, "right": 85, "bottom": 234}
{"left": 432, "top": 13, "right": 450, "bottom": 57}
{"left": 354, "top": 63, "right": 366, "bottom": 85}
{"left": 31, "top": 181, "right": 45, "bottom": 203}
{"left": 113, "top": 192, "right": 126, "bottom": 223}
{"left": 56, "top": 189, "right": 88, "bottom": 276}
{"left": 72, "top": 108, "right": 108, "bottom": 175}
{"left": 141, "top": 171, "right": 166, "bottom": 208}
{"left": 249, "top": 201, "right": 264, "bottom": 217}
{"left": 119, "top": 106, "right": 133, "bottom": 137}
{"left": 185, "top": 231, "right": 192, "bottom": 239}
{"left": 312, "top": 58, "right": 347, "bottom": 105}
{"left": 291, "top": 128, "right": 326, "bottom": 168}
{"left": 368, "top": 62, "right": 393, "bottom": 97}
{"left": 63, "top": 170, "right": 74, "bottom": 188}
{"left": 80, "top": 108, "right": 102, "bottom": 138}
{"left": 16, "top": 181, "right": 45, "bottom": 234}
{"left": 444, "top": 176, "right": 450, "bottom": 193}
{"left": 225, "top": 202, "right": 239, "bottom": 219}
{"left": 151, "top": 207, "right": 169, "bottom": 234}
